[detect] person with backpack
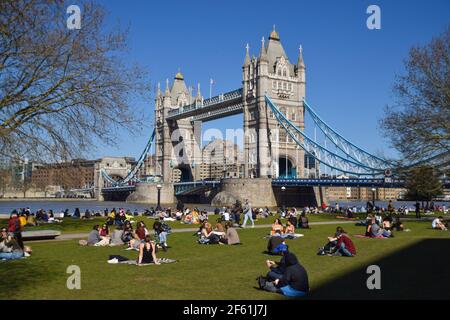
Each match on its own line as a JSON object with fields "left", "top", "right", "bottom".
{"left": 8, "top": 211, "right": 24, "bottom": 249}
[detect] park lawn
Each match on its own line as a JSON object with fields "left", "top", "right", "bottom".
{"left": 0, "top": 220, "right": 449, "bottom": 300}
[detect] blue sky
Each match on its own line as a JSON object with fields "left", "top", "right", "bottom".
{"left": 91, "top": 0, "right": 449, "bottom": 161}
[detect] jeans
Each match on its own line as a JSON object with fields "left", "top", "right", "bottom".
{"left": 336, "top": 243, "right": 353, "bottom": 257}
{"left": 0, "top": 251, "right": 23, "bottom": 260}
{"left": 279, "top": 285, "right": 307, "bottom": 297}
{"left": 242, "top": 211, "right": 254, "bottom": 227}
{"left": 159, "top": 231, "right": 167, "bottom": 244}
{"left": 267, "top": 269, "right": 283, "bottom": 281}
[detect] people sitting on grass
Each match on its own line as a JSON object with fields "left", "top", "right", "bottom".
{"left": 258, "top": 250, "right": 309, "bottom": 297}
{"left": 153, "top": 217, "right": 170, "bottom": 251}
{"left": 432, "top": 216, "right": 448, "bottom": 231}
{"left": 267, "top": 230, "right": 285, "bottom": 255}
{"left": 137, "top": 235, "right": 160, "bottom": 265}
{"left": 271, "top": 218, "right": 284, "bottom": 235}
{"left": 370, "top": 218, "right": 393, "bottom": 238}
{"left": 182, "top": 210, "right": 193, "bottom": 224}
{"left": 121, "top": 221, "right": 135, "bottom": 243}
{"left": 297, "top": 212, "right": 309, "bottom": 229}
{"left": 392, "top": 215, "right": 404, "bottom": 231}
{"left": 219, "top": 221, "right": 241, "bottom": 245}
{"left": 265, "top": 249, "right": 288, "bottom": 281}
{"left": 330, "top": 227, "right": 356, "bottom": 257}
{"left": 85, "top": 225, "right": 101, "bottom": 246}
{"left": 109, "top": 226, "right": 124, "bottom": 246}
{"left": 94, "top": 224, "right": 111, "bottom": 246}
{"left": 0, "top": 227, "right": 32, "bottom": 260}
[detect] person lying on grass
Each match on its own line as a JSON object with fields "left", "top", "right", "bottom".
{"left": 258, "top": 250, "right": 309, "bottom": 298}
{"left": 370, "top": 218, "right": 393, "bottom": 238}
{"left": 432, "top": 217, "right": 448, "bottom": 231}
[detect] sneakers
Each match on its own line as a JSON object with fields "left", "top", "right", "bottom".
{"left": 257, "top": 276, "right": 267, "bottom": 289}
{"left": 107, "top": 258, "right": 119, "bottom": 264}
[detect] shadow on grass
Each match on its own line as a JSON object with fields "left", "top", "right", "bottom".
{"left": 309, "top": 238, "right": 450, "bottom": 299}
{"left": 0, "top": 258, "right": 58, "bottom": 298}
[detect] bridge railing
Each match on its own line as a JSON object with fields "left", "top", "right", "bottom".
{"left": 167, "top": 89, "right": 242, "bottom": 118}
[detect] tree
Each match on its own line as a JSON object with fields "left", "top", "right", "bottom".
{"left": 0, "top": 0, "right": 149, "bottom": 162}
{"left": 403, "top": 165, "right": 443, "bottom": 202}
{"left": 381, "top": 25, "right": 450, "bottom": 163}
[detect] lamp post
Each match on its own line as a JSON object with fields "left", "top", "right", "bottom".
{"left": 371, "top": 188, "right": 376, "bottom": 209}
{"left": 281, "top": 186, "right": 286, "bottom": 214}
{"left": 156, "top": 184, "right": 162, "bottom": 211}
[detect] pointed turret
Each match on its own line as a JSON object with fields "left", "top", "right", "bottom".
{"left": 196, "top": 83, "right": 202, "bottom": 101}
{"left": 164, "top": 78, "right": 170, "bottom": 97}
{"left": 156, "top": 82, "right": 162, "bottom": 97}
{"left": 297, "top": 45, "right": 305, "bottom": 69}
{"left": 259, "top": 36, "right": 268, "bottom": 62}
{"left": 243, "top": 43, "right": 251, "bottom": 66}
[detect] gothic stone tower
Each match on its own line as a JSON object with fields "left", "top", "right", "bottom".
{"left": 155, "top": 72, "right": 202, "bottom": 183}
{"left": 242, "top": 27, "right": 306, "bottom": 178}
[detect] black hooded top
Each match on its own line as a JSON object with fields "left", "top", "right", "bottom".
{"left": 276, "top": 252, "right": 309, "bottom": 292}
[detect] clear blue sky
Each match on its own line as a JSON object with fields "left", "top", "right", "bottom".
{"left": 91, "top": 0, "right": 449, "bottom": 161}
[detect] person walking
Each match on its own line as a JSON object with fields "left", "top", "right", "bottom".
{"left": 241, "top": 199, "right": 254, "bottom": 228}
{"left": 415, "top": 201, "right": 421, "bottom": 219}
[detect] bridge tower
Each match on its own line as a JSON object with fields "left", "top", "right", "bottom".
{"left": 155, "top": 72, "right": 202, "bottom": 183}
{"left": 242, "top": 27, "right": 306, "bottom": 179}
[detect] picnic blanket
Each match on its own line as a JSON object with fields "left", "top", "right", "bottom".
{"left": 263, "top": 234, "right": 304, "bottom": 240}
{"left": 107, "top": 255, "right": 177, "bottom": 265}
{"left": 353, "top": 234, "right": 387, "bottom": 239}
{"left": 121, "top": 258, "right": 178, "bottom": 265}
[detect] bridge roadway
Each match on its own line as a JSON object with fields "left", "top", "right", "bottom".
{"left": 166, "top": 88, "right": 243, "bottom": 122}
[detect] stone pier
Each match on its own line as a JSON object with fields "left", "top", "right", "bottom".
{"left": 126, "top": 182, "right": 175, "bottom": 205}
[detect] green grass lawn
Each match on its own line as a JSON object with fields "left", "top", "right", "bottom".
{"left": 1, "top": 220, "right": 449, "bottom": 300}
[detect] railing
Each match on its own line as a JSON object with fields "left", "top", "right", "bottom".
{"left": 167, "top": 88, "right": 243, "bottom": 118}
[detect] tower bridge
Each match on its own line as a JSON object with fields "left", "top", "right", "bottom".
{"left": 91, "top": 27, "right": 449, "bottom": 206}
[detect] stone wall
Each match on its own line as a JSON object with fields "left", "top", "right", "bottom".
{"left": 126, "top": 182, "right": 175, "bottom": 205}
{"left": 212, "top": 178, "right": 277, "bottom": 207}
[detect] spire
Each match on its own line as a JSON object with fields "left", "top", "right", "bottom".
{"left": 164, "top": 78, "right": 170, "bottom": 97}
{"left": 244, "top": 43, "right": 250, "bottom": 66}
{"left": 269, "top": 24, "right": 280, "bottom": 41}
{"left": 297, "top": 45, "right": 305, "bottom": 68}
{"left": 156, "top": 82, "right": 161, "bottom": 97}
{"left": 196, "top": 82, "right": 202, "bottom": 101}
{"left": 259, "top": 36, "right": 268, "bottom": 62}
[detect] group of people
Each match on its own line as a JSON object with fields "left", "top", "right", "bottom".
{"left": 0, "top": 211, "right": 33, "bottom": 260}
{"left": 82, "top": 217, "right": 171, "bottom": 252}
{"left": 197, "top": 220, "right": 241, "bottom": 245}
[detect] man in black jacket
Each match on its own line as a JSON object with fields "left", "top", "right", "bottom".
{"left": 258, "top": 251, "right": 309, "bottom": 297}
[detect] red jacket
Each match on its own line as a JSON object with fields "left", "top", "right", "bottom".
{"left": 8, "top": 217, "right": 21, "bottom": 232}
{"left": 337, "top": 234, "right": 356, "bottom": 255}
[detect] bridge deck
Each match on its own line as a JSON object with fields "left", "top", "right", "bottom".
{"left": 166, "top": 89, "right": 243, "bottom": 122}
